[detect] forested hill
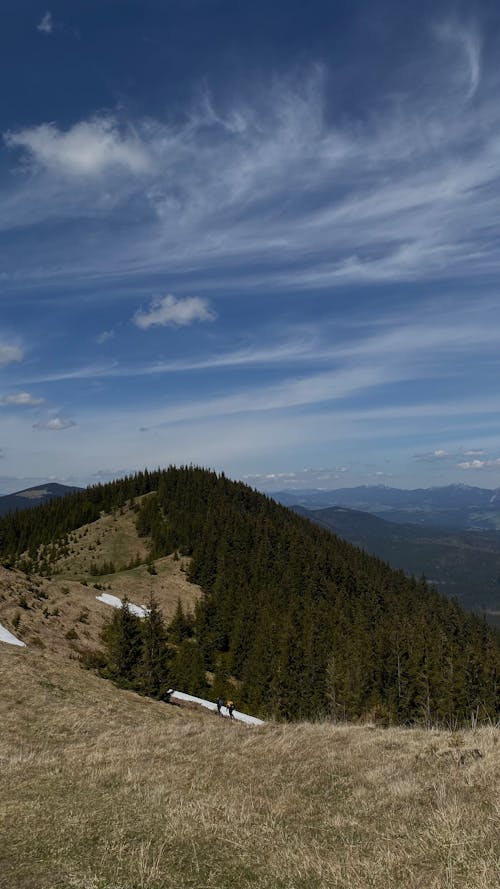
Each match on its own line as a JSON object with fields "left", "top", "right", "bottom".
{"left": 0, "top": 466, "right": 498, "bottom": 725}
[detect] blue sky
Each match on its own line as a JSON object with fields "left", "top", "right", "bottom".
{"left": 2, "top": 0, "right": 500, "bottom": 494}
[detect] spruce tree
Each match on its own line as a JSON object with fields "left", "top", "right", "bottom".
{"left": 137, "top": 596, "right": 171, "bottom": 699}
{"left": 100, "top": 597, "right": 142, "bottom": 685}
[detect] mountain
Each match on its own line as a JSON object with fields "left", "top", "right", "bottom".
{"left": 0, "top": 465, "right": 498, "bottom": 726}
{"left": 294, "top": 505, "right": 500, "bottom": 625}
{"left": 272, "top": 484, "right": 500, "bottom": 530}
{"left": 0, "top": 482, "right": 82, "bottom": 518}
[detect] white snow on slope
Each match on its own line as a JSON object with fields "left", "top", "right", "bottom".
{"left": 0, "top": 621, "right": 26, "bottom": 647}
{"left": 170, "top": 690, "right": 265, "bottom": 725}
{"left": 96, "top": 593, "right": 148, "bottom": 618}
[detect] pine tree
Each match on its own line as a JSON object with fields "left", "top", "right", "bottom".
{"left": 136, "top": 596, "right": 171, "bottom": 699}
{"left": 100, "top": 598, "right": 142, "bottom": 685}
{"left": 171, "top": 639, "right": 208, "bottom": 697}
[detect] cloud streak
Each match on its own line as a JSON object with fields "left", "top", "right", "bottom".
{"left": 1, "top": 392, "right": 44, "bottom": 406}
{"left": 1, "top": 24, "right": 499, "bottom": 294}
{"left": 33, "top": 417, "right": 76, "bottom": 430}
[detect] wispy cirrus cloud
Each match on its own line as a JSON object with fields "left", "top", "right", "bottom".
{"left": 434, "top": 19, "right": 481, "bottom": 99}
{"left": 415, "top": 449, "right": 452, "bottom": 462}
{"left": 416, "top": 447, "right": 488, "bottom": 463}
{"left": 0, "top": 343, "right": 23, "bottom": 367}
{"left": 33, "top": 417, "right": 76, "bottom": 430}
{"left": 1, "top": 392, "right": 44, "bottom": 406}
{"left": 1, "top": 22, "right": 499, "bottom": 293}
{"left": 95, "top": 329, "right": 115, "bottom": 344}
{"left": 37, "top": 11, "right": 53, "bottom": 35}
{"left": 133, "top": 294, "right": 216, "bottom": 329}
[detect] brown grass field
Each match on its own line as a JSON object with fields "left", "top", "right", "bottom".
{"left": 0, "top": 508, "right": 499, "bottom": 888}
{"left": 0, "top": 641, "right": 499, "bottom": 889}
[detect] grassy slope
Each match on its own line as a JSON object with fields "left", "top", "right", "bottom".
{"left": 0, "top": 644, "right": 499, "bottom": 889}
{"left": 0, "top": 503, "right": 200, "bottom": 658}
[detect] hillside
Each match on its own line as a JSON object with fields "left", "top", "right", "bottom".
{"left": 294, "top": 505, "right": 500, "bottom": 623}
{"left": 0, "top": 482, "right": 82, "bottom": 518}
{"left": 1, "top": 643, "right": 499, "bottom": 889}
{"left": 273, "top": 484, "right": 500, "bottom": 530}
{"left": 0, "top": 466, "right": 498, "bottom": 726}
{"left": 0, "top": 498, "right": 201, "bottom": 661}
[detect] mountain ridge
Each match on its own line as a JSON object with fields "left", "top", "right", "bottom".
{"left": 0, "top": 482, "right": 82, "bottom": 518}
{"left": 271, "top": 483, "right": 500, "bottom": 529}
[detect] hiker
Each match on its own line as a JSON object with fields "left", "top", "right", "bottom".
{"left": 227, "top": 699, "right": 235, "bottom": 720}
{"left": 216, "top": 696, "right": 224, "bottom": 716}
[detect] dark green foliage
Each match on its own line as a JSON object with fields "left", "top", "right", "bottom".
{"left": 100, "top": 598, "right": 143, "bottom": 685}
{"left": 168, "top": 598, "right": 194, "bottom": 644}
{"left": 2, "top": 465, "right": 499, "bottom": 724}
{"left": 136, "top": 597, "right": 171, "bottom": 699}
{"left": 171, "top": 639, "right": 208, "bottom": 697}
{"left": 98, "top": 597, "right": 174, "bottom": 700}
{"left": 89, "top": 560, "right": 115, "bottom": 576}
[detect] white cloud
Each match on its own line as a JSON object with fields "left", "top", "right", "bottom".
{"left": 415, "top": 449, "right": 452, "bottom": 462}
{"left": 4, "top": 117, "right": 151, "bottom": 177}
{"left": 33, "top": 417, "right": 76, "bottom": 430}
{"left": 457, "top": 458, "right": 500, "bottom": 470}
{"left": 37, "top": 11, "right": 53, "bottom": 35}
{"left": 1, "top": 392, "right": 44, "bottom": 406}
{"left": 133, "top": 294, "right": 216, "bottom": 329}
{"left": 0, "top": 344, "right": 23, "bottom": 367}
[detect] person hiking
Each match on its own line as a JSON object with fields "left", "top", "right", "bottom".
{"left": 227, "top": 699, "right": 235, "bottom": 720}
{"left": 216, "top": 696, "right": 224, "bottom": 716}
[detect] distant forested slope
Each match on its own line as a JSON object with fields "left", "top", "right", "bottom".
{"left": 0, "top": 482, "right": 82, "bottom": 518}
{"left": 294, "top": 505, "right": 500, "bottom": 623}
{"left": 0, "top": 466, "right": 498, "bottom": 725}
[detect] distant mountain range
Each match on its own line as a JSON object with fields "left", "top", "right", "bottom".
{"left": 0, "top": 483, "right": 82, "bottom": 518}
{"left": 272, "top": 484, "right": 500, "bottom": 530}
{"left": 295, "top": 504, "right": 500, "bottom": 625}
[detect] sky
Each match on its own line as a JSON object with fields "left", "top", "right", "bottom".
{"left": 2, "top": 0, "right": 500, "bottom": 495}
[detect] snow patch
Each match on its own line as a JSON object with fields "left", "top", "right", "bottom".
{"left": 170, "top": 690, "right": 265, "bottom": 725}
{"left": 96, "top": 593, "right": 149, "bottom": 618}
{"left": 0, "top": 621, "right": 26, "bottom": 647}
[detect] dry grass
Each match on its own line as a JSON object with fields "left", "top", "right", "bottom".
{"left": 51, "top": 507, "right": 151, "bottom": 579}
{"left": 0, "top": 505, "right": 201, "bottom": 660}
{"left": 0, "top": 645, "right": 498, "bottom": 889}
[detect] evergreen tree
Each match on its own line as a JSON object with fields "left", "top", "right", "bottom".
{"left": 171, "top": 639, "right": 208, "bottom": 697}
{"left": 136, "top": 596, "right": 171, "bottom": 699}
{"left": 100, "top": 598, "right": 142, "bottom": 685}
